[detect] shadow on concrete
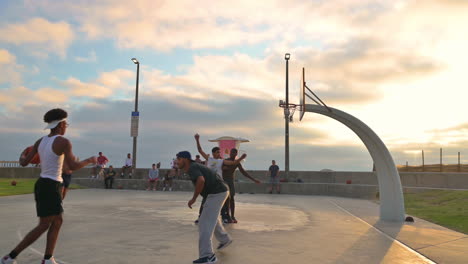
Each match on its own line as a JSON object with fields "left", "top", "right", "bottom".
{"left": 332, "top": 222, "right": 404, "bottom": 263}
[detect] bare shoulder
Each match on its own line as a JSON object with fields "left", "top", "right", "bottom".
{"left": 54, "top": 136, "right": 72, "bottom": 150}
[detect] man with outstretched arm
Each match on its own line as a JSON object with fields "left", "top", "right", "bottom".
{"left": 221, "top": 148, "right": 261, "bottom": 223}
{"left": 178, "top": 150, "right": 245, "bottom": 264}
{"left": 194, "top": 133, "right": 247, "bottom": 223}
{"left": 1, "top": 108, "right": 97, "bottom": 264}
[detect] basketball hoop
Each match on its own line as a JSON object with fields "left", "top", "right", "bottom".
{"left": 279, "top": 101, "right": 298, "bottom": 123}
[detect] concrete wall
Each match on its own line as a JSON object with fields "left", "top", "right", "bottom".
{"left": 2, "top": 168, "right": 467, "bottom": 199}
{"left": 71, "top": 178, "right": 379, "bottom": 200}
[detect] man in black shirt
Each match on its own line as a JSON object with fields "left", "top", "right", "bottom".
{"left": 268, "top": 160, "right": 280, "bottom": 194}
{"left": 177, "top": 151, "right": 245, "bottom": 264}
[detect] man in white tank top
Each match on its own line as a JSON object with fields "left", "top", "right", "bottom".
{"left": 1, "top": 108, "right": 97, "bottom": 264}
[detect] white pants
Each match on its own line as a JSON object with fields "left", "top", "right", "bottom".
{"left": 199, "top": 191, "right": 231, "bottom": 258}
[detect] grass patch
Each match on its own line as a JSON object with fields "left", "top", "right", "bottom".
{"left": 0, "top": 178, "right": 86, "bottom": 197}
{"left": 404, "top": 190, "right": 468, "bottom": 234}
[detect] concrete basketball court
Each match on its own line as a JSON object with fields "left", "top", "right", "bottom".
{"left": 1, "top": 189, "right": 466, "bottom": 264}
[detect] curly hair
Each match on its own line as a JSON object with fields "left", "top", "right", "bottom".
{"left": 43, "top": 108, "right": 68, "bottom": 123}
{"left": 211, "top": 147, "right": 220, "bottom": 153}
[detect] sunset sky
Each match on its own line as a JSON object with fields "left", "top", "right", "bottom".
{"left": 1, "top": 0, "right": 468, "bottom": 171}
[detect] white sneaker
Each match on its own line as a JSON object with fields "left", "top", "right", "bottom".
{"left": 1, "top": 255, "right": 16, "bottom": 264}
{"left": 41, "top": 256, "right": 58, "bottom": 264}
{"left": 169, "top": 188, "right": 172, "bottom": 191}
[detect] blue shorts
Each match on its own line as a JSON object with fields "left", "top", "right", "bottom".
{"left": 270, "top": 176, "right": 279, "bottom": 184}
{"left": 62, "top": 173, "right": 72, "bottom": 188}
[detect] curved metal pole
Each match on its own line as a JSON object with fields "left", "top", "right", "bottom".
{"left": 304, "top": 104, "right": 405, "bottom": 222}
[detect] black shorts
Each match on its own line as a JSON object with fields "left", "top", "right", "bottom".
{"left": 62, "top": 173, "right": 72, "bottom": 188}
{"left": 34, "top": 177, "right": 64, "bottom": 217}
{"left": 224, "top": 179, "right": 235, "bottom": 197}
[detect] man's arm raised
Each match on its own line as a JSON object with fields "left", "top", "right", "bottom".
{"left": 194, "top": 133, "right": 209, "bottom": 160}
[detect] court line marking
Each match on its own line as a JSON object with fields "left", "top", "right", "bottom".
{"left": 328, "top": 200, "right": 436, "bottom": 264}
{"left": 17, "top": 229, "right": 72, "bottom": 264}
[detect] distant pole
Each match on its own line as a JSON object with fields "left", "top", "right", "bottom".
{"left": 440, "top": 148, "right": 443, "bottom": 172}
{"left": 458, "top": 152, "right": 461, "bottom": 172}
{"left": 422, "top": 150, "right": 425, "bottom": 172}
{"left": 406, "top": 161, "right": 408, "bottom": 172}
{"left": 131, "top": 58, "right": 140, "bottom": 174}
{"left": 284, "top": 53, "right": 290, "bottom": 180}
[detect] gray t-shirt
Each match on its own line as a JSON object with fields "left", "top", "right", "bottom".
{"left": 269, "top": 165, "right": 280, "bottom": 177}
{"left": 148, "top": 169, "right": 159, "bottom": 179}
{"left": 188, "top": 162, "right": 227, "bottom": 198}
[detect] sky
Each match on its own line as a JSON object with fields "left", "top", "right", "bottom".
{"left": 1, "top": 0, "right": 468, "bottom": 171}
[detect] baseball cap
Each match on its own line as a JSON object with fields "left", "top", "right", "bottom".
{"left": 176, "top": 151, "right": 194, "bottom": 161}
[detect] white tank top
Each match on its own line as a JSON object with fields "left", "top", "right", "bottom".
{"left": 38, "top": 135, "right": 64, "bottom": 182}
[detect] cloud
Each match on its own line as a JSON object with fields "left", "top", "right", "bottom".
{"left": 74, "top": 50, "right": 97, "bottom": 62}
{"left": 97, "top": 69, "right": 134, "bottom": 88}
{"left": 62, "top": 77, "right": 114, "bottom": 99}
{"left": 0, "top": 86, "right": 69, "bottom": 111}
{"left": 0, "top": 96, "right": 366, "bottom": 170}
{"left": 285, "top": 37, "right": 442, "bottom": 104}
{"left": 0, "top": 49, "right": 23, "bottom": 85}
{"left": 0, "top": 18, "right": 74, "bottom": 58}
{"left": 26, "top": 0, "right": 393, "bottom": 51}
{"left": 2, "top": 0, "right": 468, "bottom": 171}
{"left": 0, "top": 49, "right": 16, "bottom": 64}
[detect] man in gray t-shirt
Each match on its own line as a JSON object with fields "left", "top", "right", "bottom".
{"left": 177, "top": 151, "right": 235, "bottom": 264}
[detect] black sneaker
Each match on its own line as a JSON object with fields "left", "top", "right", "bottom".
{"left": 193, "top": 254, "right": 217, "bottom": 264}
{"left": 217, "top": 239, "right": 233, "bottom": 250}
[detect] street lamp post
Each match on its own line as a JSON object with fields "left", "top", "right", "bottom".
{"left": 285, "top": 53, "right": 290, "bottom": 179}
{"left": 131, "top": 58, "right": 140, "bottom": 174}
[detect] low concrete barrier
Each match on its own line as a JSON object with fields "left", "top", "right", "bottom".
{"left": 71, "top": 178, "right": 379, "bottom": 199}
{"left": 2, "top": 168, "right": 467, "bottom": 199}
